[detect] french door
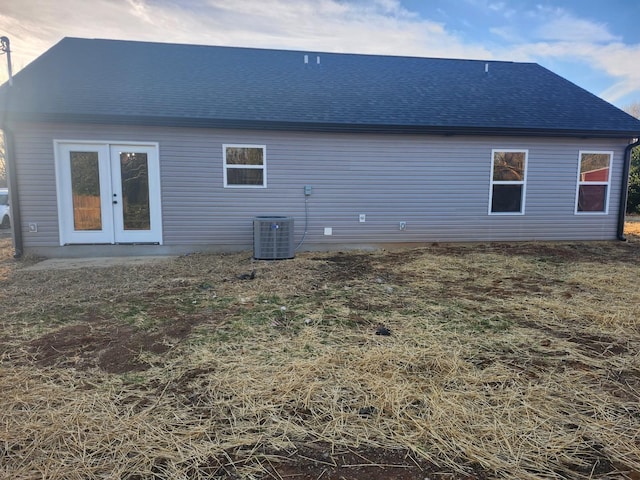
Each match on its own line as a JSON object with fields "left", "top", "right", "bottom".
{"left": 55, "top": 142, "right": 162, "bottom": 245}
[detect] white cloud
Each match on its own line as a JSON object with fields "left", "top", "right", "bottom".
{"left": 365, "top": 0, "right": 419, "bottom": 19}
{"left": 504, "top": 40, "right": 640, "bottom": 103}
{"left": 463, "top": 0, "right": 516, "bottom": 18}
{"left": 489, "top": 26, "right": 521, "bottom": 43}
{"left": 537, "top": 18, "right": 619, "bottom": 44}
{"left": 530, "top": 6, "right": 620, "bottom": 43}
{"left": 599, "top": 81, "right": 639, "bottom": 105}
{"left": 581, "top": 43, "right": 640, "bottom": 103}
{"left": 485, "top": 5, "right": 638, "bottom": 104}
{"left": 0, "top": 0, "right": 495, "bottom": 84}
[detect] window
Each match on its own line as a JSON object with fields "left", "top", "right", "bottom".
{"left": 224, "top": 145, "right": 266, "bottom": 187}
{"left": 489, "top": 150, "right": 528, "bottom": 214}
{"left": 575, "top": 151, "right": 612, "bottom": 214}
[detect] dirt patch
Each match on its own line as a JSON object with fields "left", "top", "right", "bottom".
{"left": 565, "top": 333, "right": 627, "bottom": 357}
{"left": 29, "top": 315, "right": 205, "bottom": 373}
{"left": 519, "top": 320, "right": 627, "bottom": 357}
{"left": 29, "top": 322, "right": 166, "bottom": 373}
{"left": 226, "top": 442, "right": 622, "bottom": 479}
{"left": 318, "top": 253, "right": 375, "bottom": 282}
{"left": 162, "top": 445, "right": 489, "bottom": 480}
{"left": 425, "top": 241, "right": 640, "bottom": 266}
{"left": 605, "top": 369, "right": 640, "bottom": 402}
{"left": 259, "top": 445, "right": 489, "bottom": 480}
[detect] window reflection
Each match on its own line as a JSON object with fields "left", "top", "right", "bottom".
{"left": 120, "top": 152, "right": 150, "bottom": 230}
{"left": 70, "top": 152, "right": 102, "bottom": 230}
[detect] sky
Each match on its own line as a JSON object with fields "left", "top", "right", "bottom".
{"left": 0, "top": 0, "right": 639, "bottom": 109}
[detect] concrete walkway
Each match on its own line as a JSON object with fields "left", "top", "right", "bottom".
{"left": 23, "top": 255, "right": 175, "bottom": 271}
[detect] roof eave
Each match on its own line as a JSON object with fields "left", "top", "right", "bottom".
{"left": 6, "top": 112, "right": 640, "bottom": 139}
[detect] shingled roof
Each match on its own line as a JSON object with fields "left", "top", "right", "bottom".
{"left": 2, "top": 37, "right": 640, "bottom": 137}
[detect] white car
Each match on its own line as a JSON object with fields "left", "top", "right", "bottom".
{"left": 0, "top": 188, "right": 10, "bottom": 228}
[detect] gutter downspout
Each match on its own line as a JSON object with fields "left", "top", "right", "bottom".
{"left": 617, "top": 137, "right": 640, "bottom": 241}
{"left": 0, "top": 36, "right": 22, "bottom": 257}
{"left": 3, "top": 126, "right": 22, "bottom": 257}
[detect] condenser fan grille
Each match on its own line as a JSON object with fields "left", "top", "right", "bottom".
{"left": 253, "top": 216, "right": 295, "bottom": 260}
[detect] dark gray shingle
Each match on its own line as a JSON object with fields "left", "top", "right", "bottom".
{"left": 2, "top": 37, "right": 639, "bottom": 137}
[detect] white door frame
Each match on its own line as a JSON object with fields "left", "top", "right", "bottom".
{"left": 54, "top": 140, "right": 163, "bottom": 246}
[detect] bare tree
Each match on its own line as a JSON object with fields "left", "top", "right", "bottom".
{"left": 624, "top": 102, "right": 640, "bottom": 119}
{"left": 624, "top": 102, "right": 640, "bottom": 213}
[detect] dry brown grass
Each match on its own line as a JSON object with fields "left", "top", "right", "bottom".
{"left": 1, "top": 233, "right": 640, "bottom": 479}
{"left": 625, "top": 217, "right": 640, "bottom": 237}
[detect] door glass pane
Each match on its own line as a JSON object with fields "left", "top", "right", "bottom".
{"left": 120, "top": 152, "right": 150, "bottom": 230}
{"left": 70, "top": 152, "right": 102, "bottom": 231}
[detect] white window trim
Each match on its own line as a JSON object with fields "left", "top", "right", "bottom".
{"left": 488, "top": 149, "right": 528, "bottom": 216}
{"left": 574, "top": 150, "right": 613, "bottom": 215}
{"left": 223, "top": 144, "right": 267, "bottom": 188}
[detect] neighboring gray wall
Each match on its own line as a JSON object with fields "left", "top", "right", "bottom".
{"left": 11, "top": 122, "right": 630, "bottom": 256}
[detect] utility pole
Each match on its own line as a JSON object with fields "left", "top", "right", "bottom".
{"left": 0, "top": 36, "right": 13, "bottom": 86}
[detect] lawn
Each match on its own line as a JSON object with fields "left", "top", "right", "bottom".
{"left": 1, "top": 232, "right": 640, "bottom": 479}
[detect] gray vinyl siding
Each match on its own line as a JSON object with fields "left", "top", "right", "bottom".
{"left": 11, "top": 122, "right": 629, "bottom": 255}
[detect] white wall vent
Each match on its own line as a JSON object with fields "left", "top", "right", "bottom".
{"left": 253, "top": 216, "right": 295, "bottom": 260}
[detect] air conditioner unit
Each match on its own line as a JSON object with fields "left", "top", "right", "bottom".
{"left": 253, "top": 216, "right": 295, "bottom": 260}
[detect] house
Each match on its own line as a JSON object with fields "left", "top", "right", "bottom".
{"left": 1, "top": 37, "right": 639, "bottom": 258}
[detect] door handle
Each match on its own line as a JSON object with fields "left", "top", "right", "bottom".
{"left": 113, "top": 200, "right": 118, "bottom": 204}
